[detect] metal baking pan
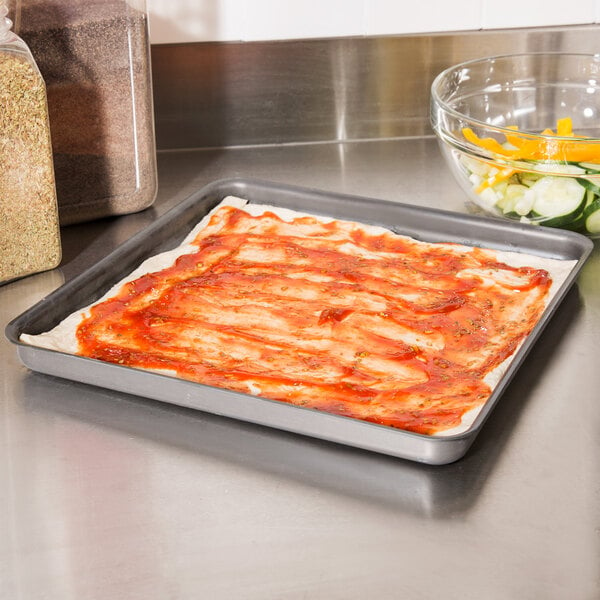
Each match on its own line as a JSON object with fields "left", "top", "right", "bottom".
{"left": 5, "top": 177, "right": 594, "bottom": 464}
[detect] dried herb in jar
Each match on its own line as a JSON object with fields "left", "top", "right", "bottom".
{"left": 0, "top": 4, "right": 61, "bottom": 285}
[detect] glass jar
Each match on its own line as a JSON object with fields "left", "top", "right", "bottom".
{"left": 7, "top": 0, "right": 158, "bottom": 225}
{"left": 0, "top": 1, "right": 61, "bottom": 284}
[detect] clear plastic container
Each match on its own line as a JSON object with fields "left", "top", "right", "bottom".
{"left": 0, "top": 2, "right": 61, "bottom": 284}
{"left": 7, "top": 0, "right": 158, "bottom": 225}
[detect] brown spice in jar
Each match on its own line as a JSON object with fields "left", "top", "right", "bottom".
{"left": 9, "top": 0, "right": 157, "bottom": 225}
{"left": 0, "top": 51, "right": 61, "bottom": 284}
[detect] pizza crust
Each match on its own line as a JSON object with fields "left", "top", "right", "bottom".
{"left": 20, "top": 196, "right": 577, "bottom": 436}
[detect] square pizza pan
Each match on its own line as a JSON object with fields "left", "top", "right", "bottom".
{"left": 5, "top": 177, "right": 594, "bottom": 464}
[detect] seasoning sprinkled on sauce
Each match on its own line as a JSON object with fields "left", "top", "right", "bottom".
{"left": 76, "top": 205, "right": 552, "bottom": 435}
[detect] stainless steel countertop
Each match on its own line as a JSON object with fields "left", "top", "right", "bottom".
{"left": 2, "top": 137, "right": 599, "bottom": 600}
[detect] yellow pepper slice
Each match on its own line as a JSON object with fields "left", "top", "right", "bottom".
{"left": 462, "top": 128, "right": 514, "bottom": 156}
{"left": 556, "top": 117, "right": 573, "bottom": 137}
{"left": 475, "top": 167, "right": 516, "bottom": 194}
{"left": 462, "top": 117, "right": 600, "bottom": 163}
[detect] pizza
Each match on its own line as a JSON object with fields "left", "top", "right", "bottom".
{"left": 21, "top": 196, "right": 575, "bottom": 436}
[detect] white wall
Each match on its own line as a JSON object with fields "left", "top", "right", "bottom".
{"left": 146, "top": 0, "right": 600, "bottom": 44}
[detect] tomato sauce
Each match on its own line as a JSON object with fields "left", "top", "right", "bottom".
{"left": 76, "top": 205, "right": 552, "bottom": 435}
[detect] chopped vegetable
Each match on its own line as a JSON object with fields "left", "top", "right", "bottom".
{"left": 459, "top": 118, "right": 600, "bottom": 234}
{"left": 462, "top": 117, "right": 600, "bottom": 163}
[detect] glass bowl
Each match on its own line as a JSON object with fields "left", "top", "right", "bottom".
{"left": 430, "top": 52, "right": 600, "bottom": 238}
